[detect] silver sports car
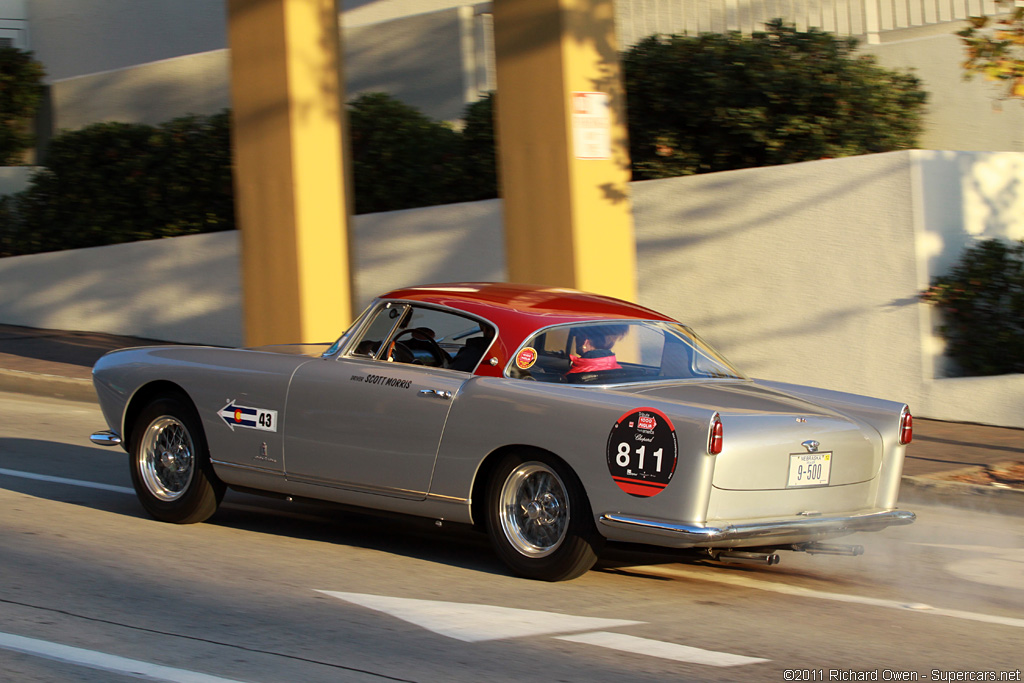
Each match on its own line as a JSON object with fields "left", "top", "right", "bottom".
{"left": 90, "top": 282, "right": 915, "bottom": 581}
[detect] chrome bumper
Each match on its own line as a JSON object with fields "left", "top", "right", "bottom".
{"left": 90, "top": 430, "right": 122, "bottom": 447}
{"left": 598, "top": 509, "right": 916, "bottom": 546}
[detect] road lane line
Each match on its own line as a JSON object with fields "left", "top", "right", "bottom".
{"left": 556, "top": 631, "right": 769, "bottom": 667}
{"left": 0, "top": 631, "right": 247, "bottom": 683}
{"left": 634, "top": 565, "right": 1024, "bottom": 629}
{"left": 0, "top": 467, "right": 134, "bottom": 494}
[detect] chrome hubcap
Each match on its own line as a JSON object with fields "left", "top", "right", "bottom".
{"left": 499, "top": 462, "right": 569, "bottom": 558}
{"left": 138, "top": 416, "right": 195, "bottom": 501}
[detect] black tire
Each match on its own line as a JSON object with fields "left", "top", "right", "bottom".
{"left": 485, "top": 452, "right": 603, "bottom": 581}
{"left": 128, "top": 395, "right": 225, "bottom": 524}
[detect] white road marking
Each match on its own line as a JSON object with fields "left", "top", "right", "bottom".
{"left": 0, "top": 631, "right": 247, "bottom": 683}
{"left": 556, "top": 631, "right": 769, "bottom": 667}
{"left": 0, "top": 467, "right": 134, "bottom": 495}
{"left": 321, "top": 592, "right": 769, "bottom": 666}
{"left": 634, "top": 565, "right": 1024, "bottom": 629}
{"left": 319, "top": 591, "right": 642, "bottom": 642}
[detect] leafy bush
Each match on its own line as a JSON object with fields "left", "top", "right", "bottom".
{"left": 1, "top": 112, "right": 234, "bottom": 256}
{"left": 349, "top": 92, "right": 469, "bottom": 214}
{"left": 0, "top": 46, "right": 45, "bottom": 165}
{"left": 457, "top": 92, "right": 498, "bottom": 202}
{"left": 622, "top": 20, "right": 928, "bottom": 179}
{"left": 921, "top": 239, "right": 1024, "bottom": 376}
{"left": 1, "top": 94, "right": 501, "bottom": 257}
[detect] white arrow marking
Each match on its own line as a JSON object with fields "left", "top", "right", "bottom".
{"left": 318, "top": 591, "right": 642, "bottom": 642}
{"left": 557, "top": 631, "right": 769, "bottom": 667}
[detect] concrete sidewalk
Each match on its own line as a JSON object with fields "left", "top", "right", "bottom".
{"left": 1, "top": 323, "right": 1022, "bottom": 514}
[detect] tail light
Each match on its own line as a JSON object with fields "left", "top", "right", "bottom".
{"left": 899, "top": 407, "right": 913, "bottom": 445}
{"left": 708, "top": 412, "right": 723, "bottom": 454}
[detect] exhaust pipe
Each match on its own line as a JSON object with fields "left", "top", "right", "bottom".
{"left": 796, "top": 542, "right": 864, "bottom": 556}
{"left": 711, "top": 550, "right": 781, "bottom": 566}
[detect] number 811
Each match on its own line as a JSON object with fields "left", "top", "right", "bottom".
{"left": 616, "top": 442, "right": 663, "bottom": 472}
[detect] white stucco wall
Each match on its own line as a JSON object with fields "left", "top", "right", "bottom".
{"left": 631, "top": 150, "right": 1024, "bottom": 427}
{"left": 3, "top": 150, "right": 1023, "bottom": 426}
{"left": 0, "top": 231, "right": 243, "bottom": 346}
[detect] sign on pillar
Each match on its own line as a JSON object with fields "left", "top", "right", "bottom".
{"left": 493, "top": 0, "right": 638, "bottom": 303}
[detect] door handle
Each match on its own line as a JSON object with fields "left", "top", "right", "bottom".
{"left": 418, "top": 389, "right": 453, "bottom": 400}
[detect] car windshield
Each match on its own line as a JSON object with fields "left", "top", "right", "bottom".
{"left": 507, "top": 321, "right": 745, "bottom": 384}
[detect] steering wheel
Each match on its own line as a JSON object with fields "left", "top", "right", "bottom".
{"left": 390, "top": 328, "right": 449, "bottom": 368}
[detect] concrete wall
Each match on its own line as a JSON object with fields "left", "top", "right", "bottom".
{"left": 863, "top": 29, "right": 1024, "bottom": 154}
{"left": 2, "top": 150, "right": 1022, "bottom": 426}
{"left": 52, "top": 50, "right": 232, "bottom": 131}
{"left": 0, "top": 199, "right": 506, "bottom": 347}
{"left": 632, "top": 150, "right": 1024, "bottom": 427}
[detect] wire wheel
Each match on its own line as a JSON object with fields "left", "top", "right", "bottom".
{"left": 498, "top": 461, "right": 570, "bottom": 558}
{"left": 138, "top": 415, "right": 195, "bottom": 501}
{"left": 129, "top": 395, "right": 224, "bottom": 524}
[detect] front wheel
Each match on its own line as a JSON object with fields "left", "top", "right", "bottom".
{"left": 485, "top": 452, "right": 603, "bottom": 581}
{"left": 129, "top": 395, "right": 224, "bottom": 524}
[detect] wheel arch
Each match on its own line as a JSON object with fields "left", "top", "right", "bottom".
{"left": 469, "top": 444, "right": 594, "bottom": 531}
{"left": 122, "top": 380, "right": 195, "bottom": 448}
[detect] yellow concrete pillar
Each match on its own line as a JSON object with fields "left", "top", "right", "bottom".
{"left": 492, "top": 0, "right": 637, "bottom": 301}
{"left": 227, "top": 0, "right": 354, "bottom": 346}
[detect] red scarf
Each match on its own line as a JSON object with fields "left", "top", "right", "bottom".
{"left": 567, "top": 354, "right": 621, "bottom": 374}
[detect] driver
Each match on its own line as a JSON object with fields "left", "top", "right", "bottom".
{"left": 567, "top": 325, "right": 627, "bottom": 375}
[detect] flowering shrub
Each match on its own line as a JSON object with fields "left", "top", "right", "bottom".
{"left": 921, "top": 239, "right": 1024, "bottom": 376}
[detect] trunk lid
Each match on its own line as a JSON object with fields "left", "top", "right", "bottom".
{"left": 615, "top": 380, "right": 882, "bottom": 490}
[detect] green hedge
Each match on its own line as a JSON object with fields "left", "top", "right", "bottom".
{"left": 622, "top": 20, "right": 927, "bottom": 179}
{"left": 1, "top": 94, "right": 498, "bottom": 257}
{"left": 921, "top": 239, "right": 1024, "bottom": 376}
{"left": 1, "top": 112, "right": 234, "bottom": 256}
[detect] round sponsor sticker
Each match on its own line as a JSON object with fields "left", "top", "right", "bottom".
{"left": 516, "top": 347, "right": 538, "bottom": 370}
{"left": 606, "top": 407, "right": 678, "bottom": 498}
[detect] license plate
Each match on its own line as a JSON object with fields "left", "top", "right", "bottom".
{"left": 787, "top": 451, "right": 832, "bottom": 487}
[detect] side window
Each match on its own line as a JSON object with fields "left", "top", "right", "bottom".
{"left": 348, "top": 303, "right": 494, "bottom": 372}
{"left": 350, "top": 304, "right": 408, "bottom": 359}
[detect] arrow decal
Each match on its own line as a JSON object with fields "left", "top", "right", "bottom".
{"left": 218, "top": 401, "right": 278, "bottom": 432}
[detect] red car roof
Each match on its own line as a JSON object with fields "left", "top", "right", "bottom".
{"left": 379, "top": 283, "right": 676, "bottom": 377}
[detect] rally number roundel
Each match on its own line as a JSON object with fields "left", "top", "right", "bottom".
{"left": 606, "top": 407, "right": 678, "bottom": 498}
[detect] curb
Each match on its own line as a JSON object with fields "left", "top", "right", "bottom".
{"left": 0, "top": 368, "right": 96, "bottom": 403}
{"left": 899, "top": 474, "right": 1024, "bottom": 517}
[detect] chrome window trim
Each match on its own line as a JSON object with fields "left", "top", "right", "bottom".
{"left": 327, "top": 298, "right": 500, "bottom": 375}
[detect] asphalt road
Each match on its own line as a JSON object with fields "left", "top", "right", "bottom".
{"left": 1, "top": 391, "right": 1022, "bottom": 683}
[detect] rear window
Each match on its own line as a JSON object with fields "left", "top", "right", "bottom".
{"left": 507, "top": 321, "right": 744, "bottom": 384}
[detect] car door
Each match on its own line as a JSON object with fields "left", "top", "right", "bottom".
{"left": 281, "top": 302, "right": 491, "bottom": 500}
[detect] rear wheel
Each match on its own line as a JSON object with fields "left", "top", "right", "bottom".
{"left": 485, "top": 452, "right": 603, "bottom": 581}
{"left": 129, "top": 395, "right": 224, "bottom": 524}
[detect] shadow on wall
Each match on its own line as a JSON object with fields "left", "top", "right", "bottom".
{"left": 633, "top": 152, "right": 921, "bottom": 394}
{"left": 345, "top": 8, "right": 468, "bottom": 122}
{"left": 353, "top": 199, "right": 506, "bottom": 309}
{"left": 52, "top": 50, "right": 232, "bottom": 131}
{"left": 0, "top": 232, "right": 243, "bottom": 347}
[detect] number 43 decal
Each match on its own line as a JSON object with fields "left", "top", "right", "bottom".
{"left": 218, "top": 401, "right": 278, "bottom": 433}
